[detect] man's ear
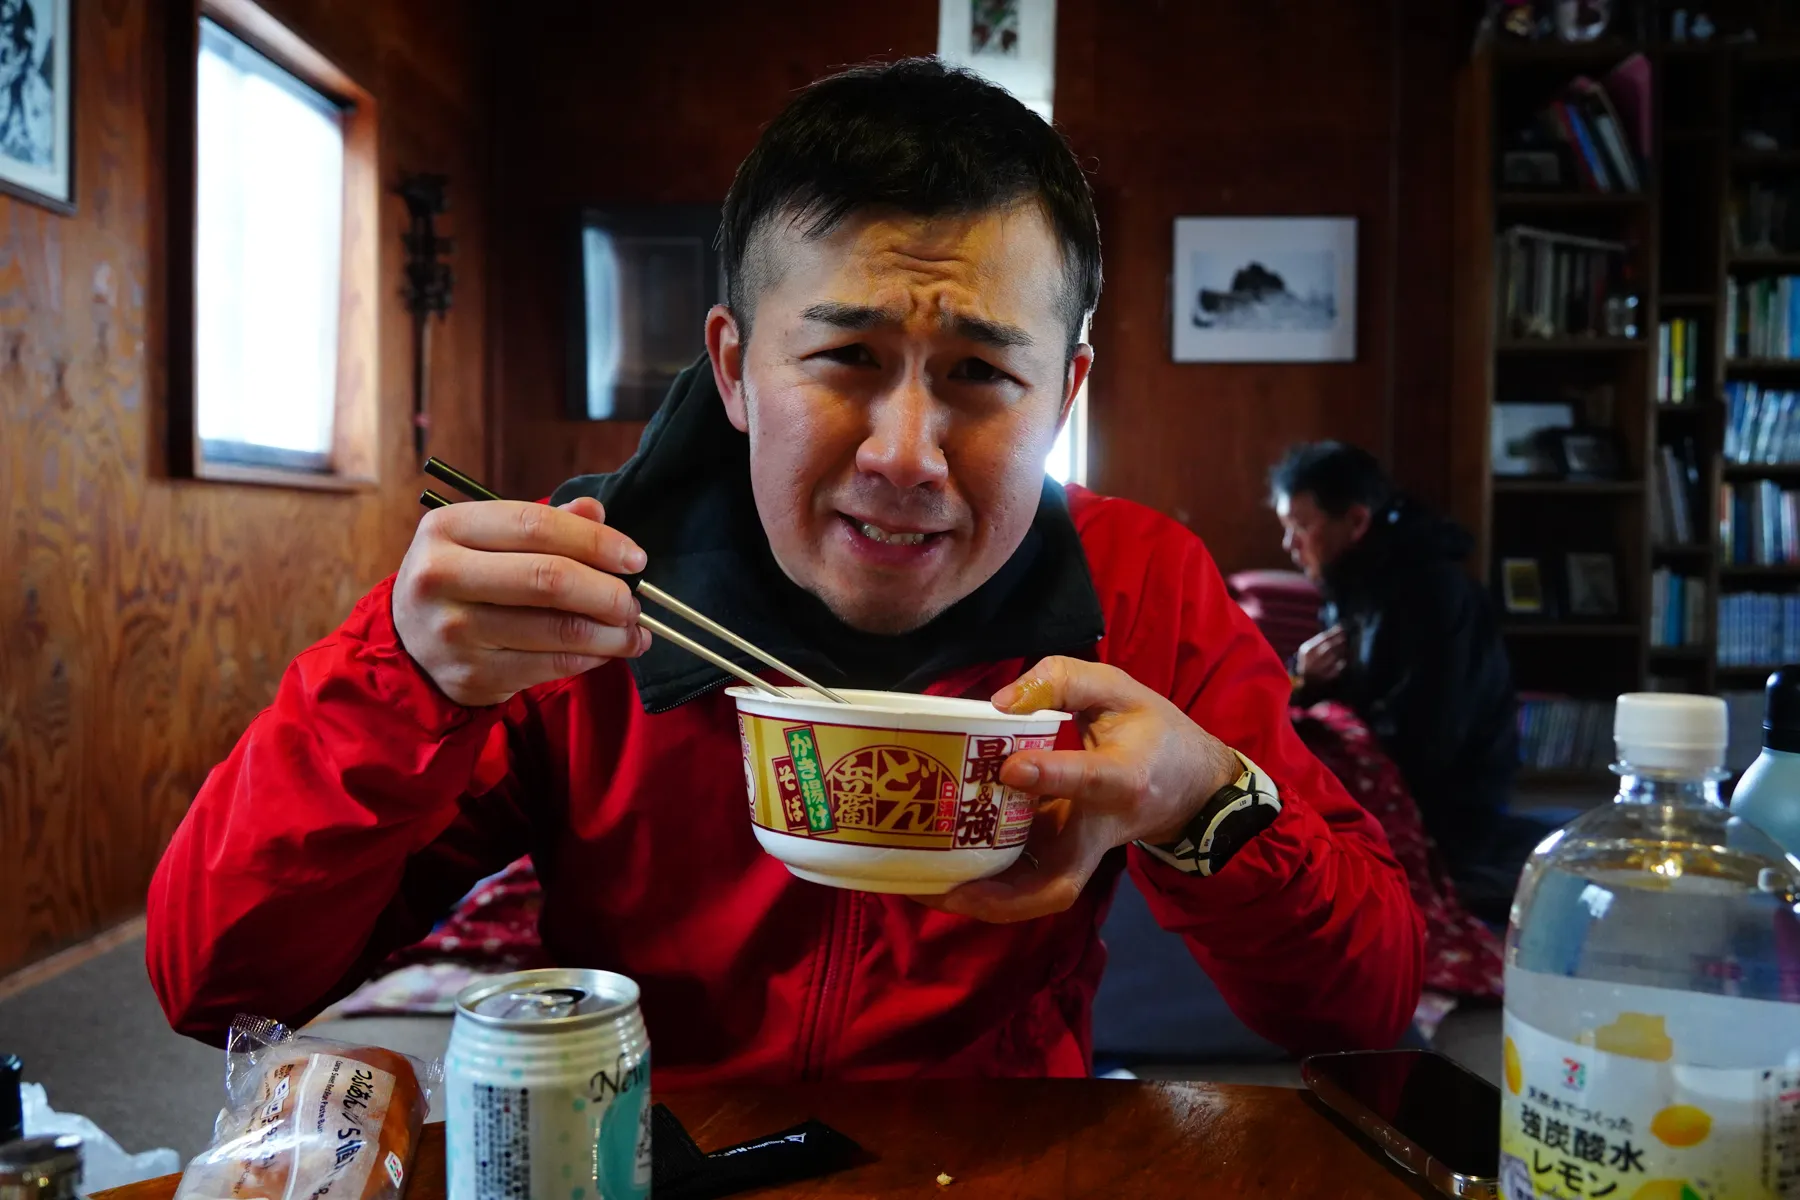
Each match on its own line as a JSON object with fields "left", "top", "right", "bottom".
{"left": 1346, "top": 502, "right": 1374, "bottom": 542}
{"left": 706, "top": 303, "right": 749, "bottom": 433}
{"left": 1055, "top": 343, "right": 1096, "bottom": 433}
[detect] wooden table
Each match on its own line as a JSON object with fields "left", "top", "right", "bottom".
{"left": 96, "top": 1080, "right": 1432, "bottom": 1198}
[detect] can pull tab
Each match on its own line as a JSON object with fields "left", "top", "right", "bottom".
{"left": 485, "top": 987, "right": 589, "bottom": 1021}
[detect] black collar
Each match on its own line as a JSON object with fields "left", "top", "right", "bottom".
{"left": 550, "top": 359, "right": 1106, "bottom": 713}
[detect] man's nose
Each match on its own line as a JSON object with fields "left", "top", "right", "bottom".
{"left": 856, "top": 375, "right": 950, "bottom": 491}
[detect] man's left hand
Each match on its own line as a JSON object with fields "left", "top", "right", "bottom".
{"left": 926, "top": 656, "right": 1240, "bottom": 924}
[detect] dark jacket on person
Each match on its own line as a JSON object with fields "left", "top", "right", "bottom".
{"left": 1303, "top": 499, "right": 1518, "bottom": 874}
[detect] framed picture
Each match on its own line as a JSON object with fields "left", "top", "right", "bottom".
{"left": 936, "top": 0, "right": 1056, "bottom": 118}
{"left": 568, "top": 205, "right": 722, "bottom": 422}
{"left": 1553, "top": 428, "right": 1624, "bottom": 480}
{"left": 1501, "top": 557, "right": 1548, "bottom": 616}
{"left": 1491, "top": 402, "right": 1576, "bottom": 476}
{"left": 0, "top": 0, "right": 74, "bottom": 214}
{"left": 1565, "top": 552, "right": 1620, "bottom": 617}
{"left": 1171, "top": 217, "right": 1357, "bottom": 363}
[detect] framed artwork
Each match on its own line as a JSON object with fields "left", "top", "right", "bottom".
{"left": 1491, "top": 402, "right": 1576, "bottom": 476}
{"left": 1553, "top": 428, "right": 1625, "bottom": 480}
{"left": 936, "top": 0, "right": 1056, "bottom": 118}
{"left": 1171, "top": 217, "right": 1358, "bottom": 362}
{"left": 1501, "top": 557, "right": 1548, "bottom": 617}
{"left": 1565, "top": 552, "right": 1620, "bottom": 617}
{"left": 0, "top": 0, "right": 74, "bottom": 214}
{"left": 569, "top": 205, "right": 722, "bottom": 422}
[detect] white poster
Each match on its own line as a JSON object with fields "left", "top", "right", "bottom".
{"left": 936, "top": 0, "right": 1055, "bottom": 119}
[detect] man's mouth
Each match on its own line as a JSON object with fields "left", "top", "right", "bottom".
{"left": 855, "top": 520, "right": 930, "bottom": 546}
{"left": 836, "top": 513, "right": 950, "bottom": 559}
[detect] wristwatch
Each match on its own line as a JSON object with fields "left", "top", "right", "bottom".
{"left": 1136, "top": 752, "right": 1282, "bottom": 877}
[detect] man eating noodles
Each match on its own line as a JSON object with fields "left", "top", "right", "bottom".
{"left": 148, "top": 59, "right": 1422, "bottom": 1078}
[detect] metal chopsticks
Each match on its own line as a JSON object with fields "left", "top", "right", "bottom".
{"left": 419, "top": 459, "right": 851, "bottom": 704}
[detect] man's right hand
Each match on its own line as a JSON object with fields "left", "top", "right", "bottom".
{"left": 1295, "top": 624, "right": 1350, "bottom": 686}
{"left": 393, "top": 496, "right": 651, "bottom": 707}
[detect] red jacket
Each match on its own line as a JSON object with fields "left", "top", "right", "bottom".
{"left": 146, "top": 486, "right": 1423, "bottom": 1081}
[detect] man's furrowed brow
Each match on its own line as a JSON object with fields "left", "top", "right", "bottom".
{"left": 800, "top": 302, "right": 896, "bottom": 330}
{"left": 948, "top": 314, "right": 1034, "bottom": 349}
{"left": 798, "top": 302, "right": 1035, "bottom": 350}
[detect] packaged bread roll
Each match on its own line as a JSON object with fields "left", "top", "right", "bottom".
{"left": 174, "top": 1017, "right": 439, "bottom": 1200}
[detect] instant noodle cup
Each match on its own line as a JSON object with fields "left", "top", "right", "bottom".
{"left": 729, "top": 686, "right": 1071, "bottom": 893}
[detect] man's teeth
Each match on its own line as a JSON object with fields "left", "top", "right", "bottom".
{"left": 857, "top": 521, "right": 928, "bottom": 546}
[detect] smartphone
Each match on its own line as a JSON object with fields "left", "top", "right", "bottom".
{"left": 1301, "top": 1049, "right": 1499, "bottom": 1199}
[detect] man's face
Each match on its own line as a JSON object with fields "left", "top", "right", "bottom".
{"left": 1275, "top": 490, "right": 1366, "bottom": 583}
{"left": 707, "top": 204, "right": 1093, "bottom": 634}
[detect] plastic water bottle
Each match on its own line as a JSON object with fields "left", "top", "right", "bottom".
{"left": 1501, "top": 693, "right": 1800, "bottom": 1200}
{"left": 1733, "top": 666, "right": 1800, "bottom": 857}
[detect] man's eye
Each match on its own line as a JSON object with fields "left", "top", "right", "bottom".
{"left": 816, "top": 344, "right": 876, "bottom": 366}
{"left": 950, "top": 358, "right": 1008, "bottom": 383}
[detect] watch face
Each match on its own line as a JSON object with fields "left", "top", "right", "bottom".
{"left": 1188, "top": 761, "right": 1283, "bottom": 875}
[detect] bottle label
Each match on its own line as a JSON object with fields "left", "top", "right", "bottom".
{"left": 1502, "top": 976, "right": 1800, "bottom": 1199}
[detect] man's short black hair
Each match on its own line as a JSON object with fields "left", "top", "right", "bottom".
{"left": 720, "top": 57, "right": 1101, "bottom": 352}
{"left": 1269, "top": 442, "right": 1393, "bottom": 516}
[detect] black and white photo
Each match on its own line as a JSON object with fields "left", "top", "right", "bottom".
{"left": 1565, "top": 552, "right": 1620, "bottom": 618}
{"left": 936, "top": 0, "right": 1054, "bottom": 118}
{"left": 0, "top": 0, "right": 71, "bottom": 213}
{"left": 1171, "top": 217, "right": 1357, "bottom": 362}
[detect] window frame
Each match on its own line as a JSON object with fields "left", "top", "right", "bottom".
{"left": 161, "top": 0, "right": 379, "bottom": 490}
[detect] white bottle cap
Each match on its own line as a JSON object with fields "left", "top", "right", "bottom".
{"left": 1614, "top": 693, "right": 1727, "bottom": 775}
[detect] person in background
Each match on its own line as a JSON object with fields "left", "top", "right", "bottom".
{"left": 1272, "top": 442, "right": 1522, "bottom": 908}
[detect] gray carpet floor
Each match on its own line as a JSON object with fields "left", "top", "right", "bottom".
{"left": 0, "top": 934, "right": 1503, "bottom": 1163}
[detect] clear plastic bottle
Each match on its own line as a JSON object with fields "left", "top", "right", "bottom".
{"left": 1733, "top": 666, "right": 1800, "bottom": 858}
{"left": 1501, "top": 693, "right": 1800, "bottom": 1200}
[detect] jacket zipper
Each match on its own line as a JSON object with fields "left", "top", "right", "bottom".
{"left": 802, "top": 888, "right": 859, "bottom": 1079}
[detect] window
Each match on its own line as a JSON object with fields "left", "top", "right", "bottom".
{"left": 167, "top": 0, "right": 378, "bottom": 487}
{"left": 196, "top": 19, "right": 343, "bottom": 470}
{"left": 1045, "top": 378, "right": 1088, "bottom": 485}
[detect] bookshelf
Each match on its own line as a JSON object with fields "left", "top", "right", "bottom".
{"left": 1453, "top": 29, "right": 1800, "bottom": 781}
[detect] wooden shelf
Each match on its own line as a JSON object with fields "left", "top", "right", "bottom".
{"left": 1718, "top": 664, "right": 1783, "bottom": 678}
{"left": 1494, "top": 479, "right": 1643, "bottom": 496}
{"left": 1726, "top": 255, "right": 1800, "bottom": 271}
{"left": 1722, "top": 462, "right": 1800, "bottom": 480}
{"left": 1725, "top": 357, "right": 1800, "bottom": 372}
{"left": 1652, "top": 543, "right": 1712, "bottom": 556}
{"left": 1497, "top": 191, "right": 1649, "bottom": 209}
{"left": 1498, "top": 337, "right": 1649, "bottom": 353}
{"left": 1658, "top": 293, "right": 1716, "bottom": 306}
{"left": 1648, "top": 645, "right": 1712, "bottom": 659}
{"left": 1504, "top": 623, "right": 1642, "bottom": 637}
{"left": 1657, "top": 400, "right": 1711, "bottom": 414}
{"left": 1732, "top": 150, "right": 1800, "bottom": 169}
{"left": 1720, "top": 564, "right": 1800, "bottom": 578}
{"left": 1491, "top": 39, "right": 1645, "bottom": 64}
{"left": 1664, "top": 128, "right": 1720, "bottom": 141}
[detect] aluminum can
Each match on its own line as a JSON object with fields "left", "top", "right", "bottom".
{"left": 446, "top": 968, "right": 650, "bottom": 1200}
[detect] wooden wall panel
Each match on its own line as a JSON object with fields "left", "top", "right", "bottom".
{"left": 0, "top": 0, "right": 491, "bottom": 976}
{"left": 490, "top": 1, "right": 1460, "bottom": 574}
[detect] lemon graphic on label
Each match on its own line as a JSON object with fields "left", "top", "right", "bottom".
{"left": 1502, "top": 1036, "right": 1522, "bottom": 1095}
{"left": 1630, "top": 1182, "right": 1703, "bottom": 1200}
{"left": 1650, "top": 1104, "right": 1712, "bottom": 1148}
{"left": 1587, "top": 1012, "right": 1674, "bottom": 1062}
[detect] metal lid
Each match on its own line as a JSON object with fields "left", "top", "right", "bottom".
{"left": 455, "top": 969, "right": 640, "bottom": 1031}
{"left": 0, "top": 1135, "right": 82, "bottom": 1184}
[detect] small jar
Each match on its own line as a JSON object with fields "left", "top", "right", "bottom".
{"left": 0, "top": 1136, "right": 82, "bottom": 1200}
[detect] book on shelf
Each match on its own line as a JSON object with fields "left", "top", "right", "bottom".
{"left": 1650, "top": 568, "right": 1708, "bottom": 648}
{"left": 1499, "top": 226, "right": 1631, "bottom": 340}
{"left": 1719, "top": 592, "right": 1800, "bottom": 666}
{"left": 1722, "top": 479, "right": 1800, "bottom": 565}
{"left": 1652, "top": 440, "right": 1701, "bottom": 544}
{"left": 1517, "top": 694, "right": 1614, "bottom": 772}
{"left": 1726, "top": 275, "right": 1800, "bottom": 362}
{"left": 1657, "top": 318, "right": 1701, "bottom": 403}
{"left": 1724, "top": 383, "right": 1800, "bottom": 464}
{"left": 1531, "top": 68, "right": 1646, "bottom": 195}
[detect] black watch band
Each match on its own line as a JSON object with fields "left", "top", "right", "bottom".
{"left": 1136, "top": 752, "right": 1282, "bottom": 877}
